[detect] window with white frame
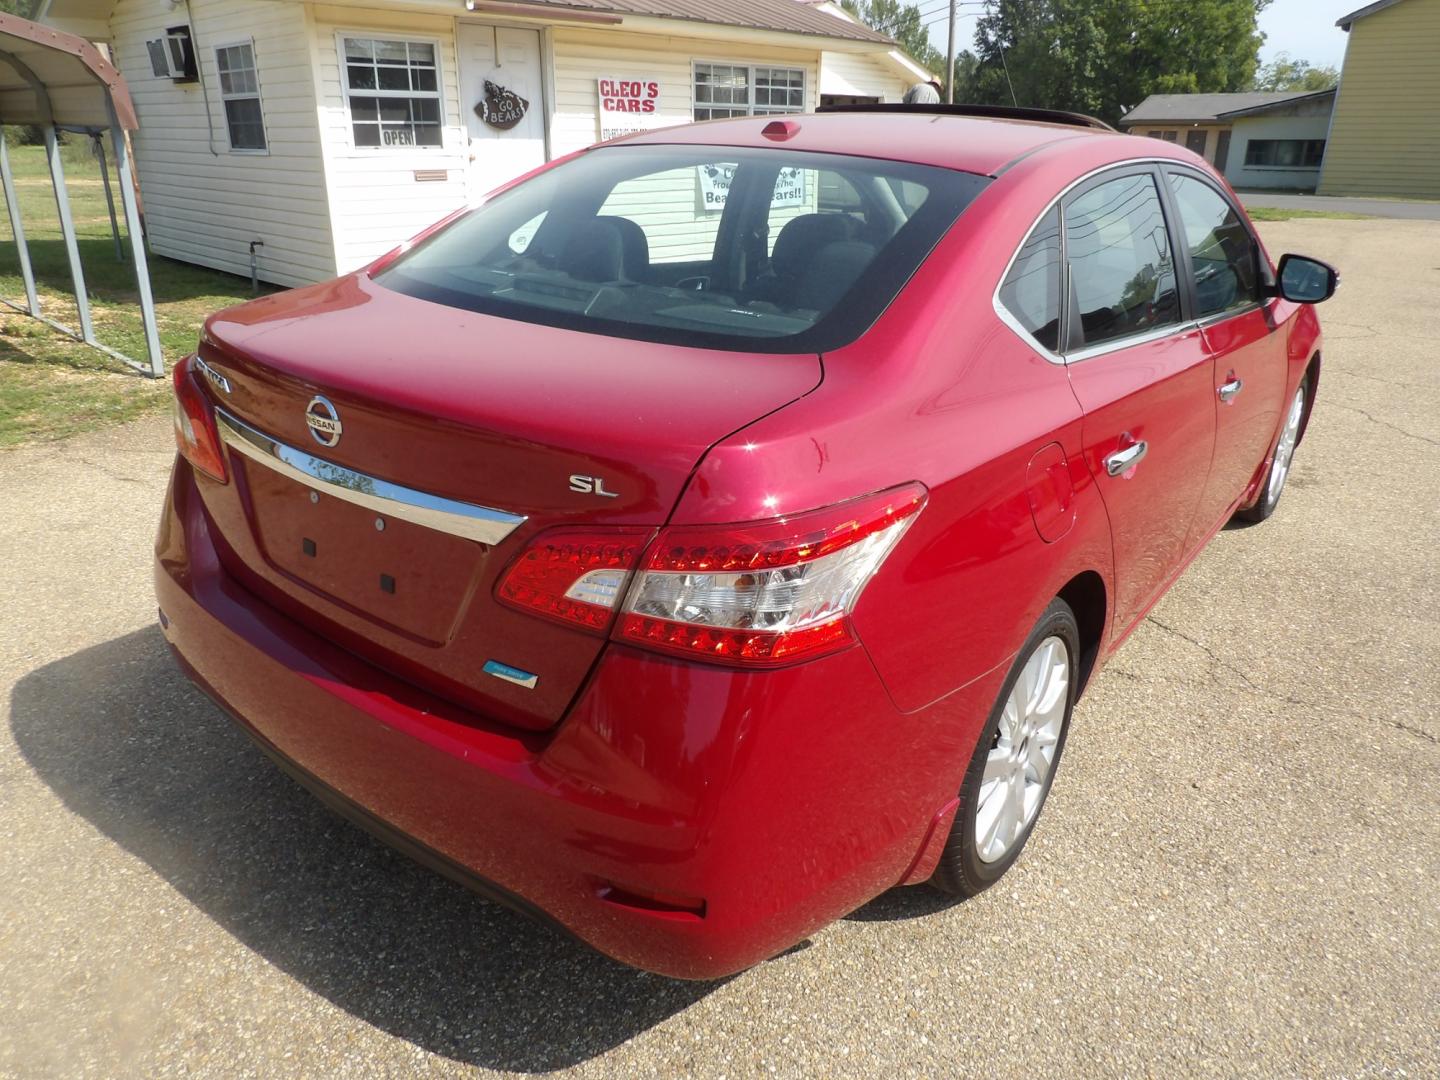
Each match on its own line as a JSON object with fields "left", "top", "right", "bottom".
{"left": 342, "top": 37, "right": 442, "bottom": 148}
{"left": 215, "top": 42, "right": 265, "bottom": 151}
{"left": 693, "top": 63, "right": 804, "bottom": 121}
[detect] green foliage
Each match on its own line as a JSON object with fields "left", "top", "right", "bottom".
{"left": 1250, "top": 53, "right": 1340, "bottom": 92}
{"left": 0, "top": 1, "right": 42, "bottom": 16}
{"left": 841, "top": 0, "right": 945, "bottom": 74}
{"left": 965, "top": 0, "right": 1271, "bottom": 124}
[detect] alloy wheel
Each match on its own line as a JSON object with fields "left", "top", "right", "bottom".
{"left": 1267, "top": 386, "right": 1306, "bottom": 509}
{"left": 974, "top": 635, "right": 1069, "bottom": 863}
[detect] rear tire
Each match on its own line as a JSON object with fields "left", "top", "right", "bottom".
{"left": 1236, "top": 377, "right": 1308, "bottom": 524}
{"left": 931, "top": 598, "right": 1078, "bottom": 897}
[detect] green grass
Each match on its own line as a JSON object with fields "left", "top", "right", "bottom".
{"left": 1244, "top": 207, "right": 1374, "bottom": 222}
{"left": 0, "top": 134, "right": 268, "bottom": 448}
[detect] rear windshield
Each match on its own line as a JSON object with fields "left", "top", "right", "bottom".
{"left": 375, "top": 144, "right": 988, "bottom": 352}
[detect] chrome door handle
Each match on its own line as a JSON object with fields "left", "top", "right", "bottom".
{"left": 1218, "top": 378, "right": 1244, "bottom": 403}
{"left": 1104, "top": 440, "right": 1148, "bottom": 477}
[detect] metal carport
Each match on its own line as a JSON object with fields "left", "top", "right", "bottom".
{"left": 0, "top": 13, "right": 161, "bottom": 377}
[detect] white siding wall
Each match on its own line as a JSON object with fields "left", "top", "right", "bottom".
{"left": 309, "top": 4, "right": 470, "bottom": 274}
{"left": 109, "top": 0, "right": 334, "bottom": 286}
{"left": 818, "top": 50, "right": 908, "bottom": 102}
{"left": 1223, "top": 112, "right": 1333, "bottom": 191}
{"left": 549, "top": 27, "right": 819, "bottom": 155}
{"left": 550, "top": 27, "right": 820, "bottom": 264}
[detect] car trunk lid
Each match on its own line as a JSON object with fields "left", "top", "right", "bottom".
{"left": 192, "top": 274, "right": 822, "bottom": 731}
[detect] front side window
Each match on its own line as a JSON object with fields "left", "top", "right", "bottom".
{"left": 376, "top": 145, "right": 987, "bottom": 352}
{"left": 215, "top": 42, "right": 265, "bottom": 151}
{"left": 343, "top": 37, "right": 442, "bottom": 148}
{"left": 1065, "top": 173, "right": 1180, "bottom": 349}
{"left": 1244, "top": 139, "right": 1325, "bottom": 168}
{"left": 694, "top": 63, "right": 805, "bottom": 121}
{"left": 998, "top": 208, "right": 1061, "bottom": 351}
{"left": 1167, "top": 174, "right": 1260, "bottom": 318}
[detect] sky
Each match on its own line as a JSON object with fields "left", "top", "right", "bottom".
{"left": 923, "top": 0, "right": 1357, "bottom": 71}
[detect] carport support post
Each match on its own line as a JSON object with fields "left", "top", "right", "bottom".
{"left": 0, "top": 127, "right": 40, "bottom": 317}
{"left": 43, "top": 124, "right": 95, "bottom": 344}
{"left": 107, "top": 100, "right": 163, "bottom": 377}
{"left": 94, "top": 134, "right": 124, "bottom": 263}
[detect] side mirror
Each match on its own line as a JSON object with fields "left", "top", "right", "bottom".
{"left": 1275, "top": 253, "right": 1339, "bottom": 304}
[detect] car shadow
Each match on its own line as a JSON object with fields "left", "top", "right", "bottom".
{"left": 9, "top": 627, "right": 723, "bottom": 1072}
{"left": 845, "top": 884, "right": 964, "bottom": 922}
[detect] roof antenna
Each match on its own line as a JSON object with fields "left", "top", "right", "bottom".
{"left": 999, "top": 42, "right": 1018, "bottom": 107}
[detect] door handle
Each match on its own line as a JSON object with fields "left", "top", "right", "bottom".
{"left": 1104, "top": 439, "right": 1148, "bottom": 477}
{"left": 1218, "top": 377, "right": 1244, "bottom": 403}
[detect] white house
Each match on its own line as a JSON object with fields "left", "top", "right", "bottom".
{"left": 1118, "top": 90, "right": 1338, "bottom": 192}
{"left": 38, "top": 0, "right": 927, "bottom": 287}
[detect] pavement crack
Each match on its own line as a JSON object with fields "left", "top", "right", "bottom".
{"left": 69, "top": 456, "right": 151, "bottom": 486}
{"left": 1142, "top": 617, "right": 1438, "bottom": 748}
{"left": 1330, "top": 369, "right": 1436, "bottom": 393}
{"left": 1390, "top": 720, "right": 1438, "bottom": 745}
{"left": 1326, "top": 403, "right": 1440, "bottom": 449}
{"left": 1144, "top": 616, "right": 1308, "bottom": 706}
{"left": 1322, "top": 321, "right": 1381, "bottom": 338}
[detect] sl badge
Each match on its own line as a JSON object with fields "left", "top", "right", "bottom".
{"left": 477, "top": 80, "right": 529, "bottom": 130}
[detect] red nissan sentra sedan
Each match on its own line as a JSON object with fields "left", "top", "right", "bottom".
{"left": 157, "top": 105, "right": 1336, "bottom": 979}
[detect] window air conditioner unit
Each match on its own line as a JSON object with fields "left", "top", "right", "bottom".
{"left": 146, "top": 27, "right": 197, "bottom": 82}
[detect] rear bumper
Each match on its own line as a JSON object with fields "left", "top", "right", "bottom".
{"left": 155, "top": 462, "right": 995, "bottom": 978}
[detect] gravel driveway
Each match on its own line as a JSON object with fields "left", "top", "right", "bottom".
{"left": 2, "top": 219, "right": 1437, "bottom": 1078}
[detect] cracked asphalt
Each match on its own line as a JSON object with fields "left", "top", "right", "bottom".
{"left": 2, "top": 219, "right": 1437, "bottom": 1078}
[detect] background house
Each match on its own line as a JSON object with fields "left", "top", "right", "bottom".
{"left": 1319, "top": 0, "right": 1440, "bottom": 199}
{"left": 37, "top": 0, "right": 927, "bottom": 287}
{"left": 1118, "top": 90, "right": 1337, "bottom": 192}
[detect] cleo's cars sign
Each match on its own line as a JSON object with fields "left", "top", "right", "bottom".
{"left": 598, "top": 77, "right": 661, "bottom": 140}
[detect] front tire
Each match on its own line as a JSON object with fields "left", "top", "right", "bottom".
{"left": 931, "top": 598, "right": 1078, "bottom": 897}
{"left": 1236, "top": 378, "right": 1308, "bottom": 524}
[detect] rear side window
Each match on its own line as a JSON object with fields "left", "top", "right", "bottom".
{"left": 1065, "top": 174, "right": 1180, "bottom": 348}
{"left": 1166, "top": 174, "right": 1260, "bottom": 317}
{"left": 998, "top": 208, "right": 1061, "bottom": 352}
{"left": 375, "top": 145, "right": 988, "bottom": 353}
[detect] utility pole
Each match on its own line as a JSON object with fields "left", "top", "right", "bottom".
{"left": 945, "top": 0, "right": 958, "bottom": 103}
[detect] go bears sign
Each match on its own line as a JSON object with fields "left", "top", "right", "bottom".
{"left": 598, "top": 76, "right": 661, "bottom": 141}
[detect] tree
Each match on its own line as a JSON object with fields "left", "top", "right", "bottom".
{"left": 841, "top": 0, "right": 946, "bottom": 75}
{"left": 1250, "top": 53, "right": 1340, "bottom": 92}
{"left": 965, "top": 0, "right": 1271, "bottom": 124}
{"left": 0, "top": 1, "right": 42, "bottom": 15}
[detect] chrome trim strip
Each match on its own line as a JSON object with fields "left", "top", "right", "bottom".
{"left": 1196, "top": 300, "right": 1264, "bottom": 330}
{"left": 1063, "top": 320, "right": 1201, "bottom": 364}
{"left": 215, "top": 409, "right": 527, "bottom": 546}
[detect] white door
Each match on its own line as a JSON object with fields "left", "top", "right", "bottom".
{"left": 456, "top": 24, "right": 546, "bottom": 205}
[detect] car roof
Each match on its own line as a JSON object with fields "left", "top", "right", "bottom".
{"left": 615, "top": 111, "right": 1130, "bottom": 177}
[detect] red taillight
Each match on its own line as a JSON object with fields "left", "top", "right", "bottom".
{"left": 618, "top": 483, "right": 926, "bottom": 667}
{"left": 172, "top": 356, "right": 227, "bottom": 483}
{"left": 496, "top": 528, "right": 650, "bottom": 631}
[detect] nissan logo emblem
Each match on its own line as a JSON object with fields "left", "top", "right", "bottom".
{"left": 305, "top": 395, "right": 343, "bottom": 448}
